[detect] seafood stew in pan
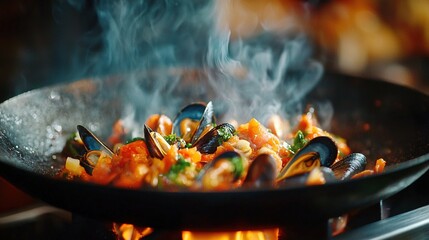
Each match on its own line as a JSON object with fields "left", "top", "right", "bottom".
{"left": 0, "top": 72, "right": 428, "bottom": 229}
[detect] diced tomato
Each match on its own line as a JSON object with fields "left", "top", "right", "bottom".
{"left": 351, "top": 170, "right": 374, "bottom": 179}
{"left": 178, "top": 147, "right": 202, "bottom": 164}
{"left": 119, "top": 140, "right": 149, "bottom": 158}
{"left": 237, "top": 118, "right": 280, "bottom": 152}
{"left": 108, "top": 120, "right": 126, "bottom": 145}
{"left": 201, "top": 139, "right": 237, "bottom": 164}
{"left": 114, "top": 156, "right": 152, "bottom": 188}
{"left": 374, "top": 158, "right": 386, "bottom": 173}
{"left": 200, "top": 154, "right": 212, "bottom": 164}
{"left": 117, "top": 140, "right": 150, "bottom": 164}
{"left": 304, "top": 126, "right": 324, "bottom": 140}
{"left": 296, "top": 114, "right": 315, "bottom": 132}
{"left": 337, "top": 140, "right": 351, "bottom": 156}
{"left": 114, "top": 175, "right": 140, "bottom": 189}
{"left": 162, "top": 144, "right": 179, "bottom": 173}
{"left": 248, "top": 118, "right": 268, "bottom": 148}
{"left": 91, "top": 155, "right": 117, "bottom": 185}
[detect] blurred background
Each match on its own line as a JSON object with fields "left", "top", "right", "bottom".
{"left": 1, "top": 0, "right": 429, "bottom": 215}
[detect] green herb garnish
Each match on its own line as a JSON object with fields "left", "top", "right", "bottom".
{"left": 126, "top": 137, "right": 145, "bottom": 144}
{"left": 164, "top": 134, "right": 181, "bottom": 145}
{"left": 217, "top": 125, "right": 234, "bottom": 145}
{"left": 288, "top": 130, "right": 307, "bottom": 154}
{"left": 231, "top": 156, "right": 244, "bottom": 178}
{"left": 166, "top": 155, "right": 191, "bottom": 182}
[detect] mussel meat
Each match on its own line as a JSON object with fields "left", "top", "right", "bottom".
{"left": 144, "top": 124, "right": 171, "bottom": 159}
{"left": 80, "top": 150, "right": 104, "bottom": 175}
{"left": 172, "top": 102, "right": 215, "bottom": 143}
{"left": 196, "top": 151, "right": 246, "bottom": 190}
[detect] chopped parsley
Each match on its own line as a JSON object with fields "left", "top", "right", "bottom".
{"left": 166, "top": 155, "right": 190, "bottom": 182}
{"left": 288, "top": 130, "right": 307, "bottom": 154}
{"left": 126, "top": 137, "right": 145, "bottom": 144}
{"left": 164, "top": 134, "right": 181, "bottom": 145}
{"left": 217, "top": 125, "right": 234, "bottom": 145}
{"left": 231, "top": 156, "right": 244, "bottom": 179}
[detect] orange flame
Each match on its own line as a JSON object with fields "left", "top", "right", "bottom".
{"left": 115, "top": 215, "right": 347, "bottom": 240}
{"left": 115, "top": 223, "right": 278, "bottom": 240}
{"left": 113, "top": 223, "right": 153, "bottom": 240}
{"left": 182, "top": 229, "right": 279, "bottom": 240}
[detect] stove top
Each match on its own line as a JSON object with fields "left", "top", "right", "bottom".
{"left": 335, "top": 204, "right": 429, "bottom": 240}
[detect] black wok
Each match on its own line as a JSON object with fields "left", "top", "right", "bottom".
{"left": 0, "top": 71, "right": 428, "bottom": 230}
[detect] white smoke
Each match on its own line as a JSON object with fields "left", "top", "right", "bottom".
{"left": 65, "top": 0, "right": 324, "bottom": 126}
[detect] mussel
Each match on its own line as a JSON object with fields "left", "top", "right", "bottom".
{"left": 277, "top": 136, "right": 338, "bottom": 182}
{"left": 196, "top": 151, "right": 246, "bottom": 190}
{"left": 172, "top": 101, "right": 215, "bottom": 143}
{"left": 145, "top": 102, "right": 235, "bottom": 157}
{"left": 274, "top": 137, "right": 368, "bottom": 186}
{"left": 77, "top": 125, "right": 114, "bottom": 156}
{"left": 331, "top": 153, "right": 367, "bottom": 180}
{"left": 276, "top": 153, "right": 367, "bottom": 187}
{"left": 243, "top": 154, "right": 277, "bottom": 188}
{"left": 192, "top": 123, "right": 235, "bottom": 154}
{"left": 76, "top": 125, "right": 114, "bottom": 175}
{"left": 144, "top": 124, "right": 171, "bottom": 159}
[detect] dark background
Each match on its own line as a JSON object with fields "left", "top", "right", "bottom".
{"left": 0, "top": 0, "right": 100, "bottom": 101}
{"left": 0, "top": 0, "right": 100, "bottom": 212}
{"left": 2, "top": 0, "right": 429, "bottom": 101}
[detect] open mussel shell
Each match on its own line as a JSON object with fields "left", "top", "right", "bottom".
{"left": 243, "top": 154, "right": 277, "bottom": 188}
{"left": 277, "top": 167, "right": 336, "bottom": 188}
{"left": 277, "top": 151, "right": 321, "bottom": 182}
{"left": 331, "top": 153, "right": 367, "bottom": 180}
{"left": 77, "top": 125, "right": 114, "bottom": 156}
{"left": 144, "top": 124, "right": 170, "bottom": 159}
{"left": 76, "top": 125, "right": 113, "bottom": 175}
{"left": 190, "top": 101, "right": 215, "bottom": 144}
{"left": 76, "top": 125, "right": 114, "bottom": 175}
{"left": 196, "top": 151, "right": 245, "bottom": 189}
{"left": 172, "top": 102, "right": 215, "bottom": 143}
{"left": 192, "top": 123, "right": 235, "bottom": 154}
{"left": 277, "top": 136, "right": 337, "bottom": 181}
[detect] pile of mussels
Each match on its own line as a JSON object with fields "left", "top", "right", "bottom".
{"left": 71, "top": 101, "right": 368, "bottom": 189}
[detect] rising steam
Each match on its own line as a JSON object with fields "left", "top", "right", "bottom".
{"left": 66, "top": 0, "right": 323, "bottom": 127}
